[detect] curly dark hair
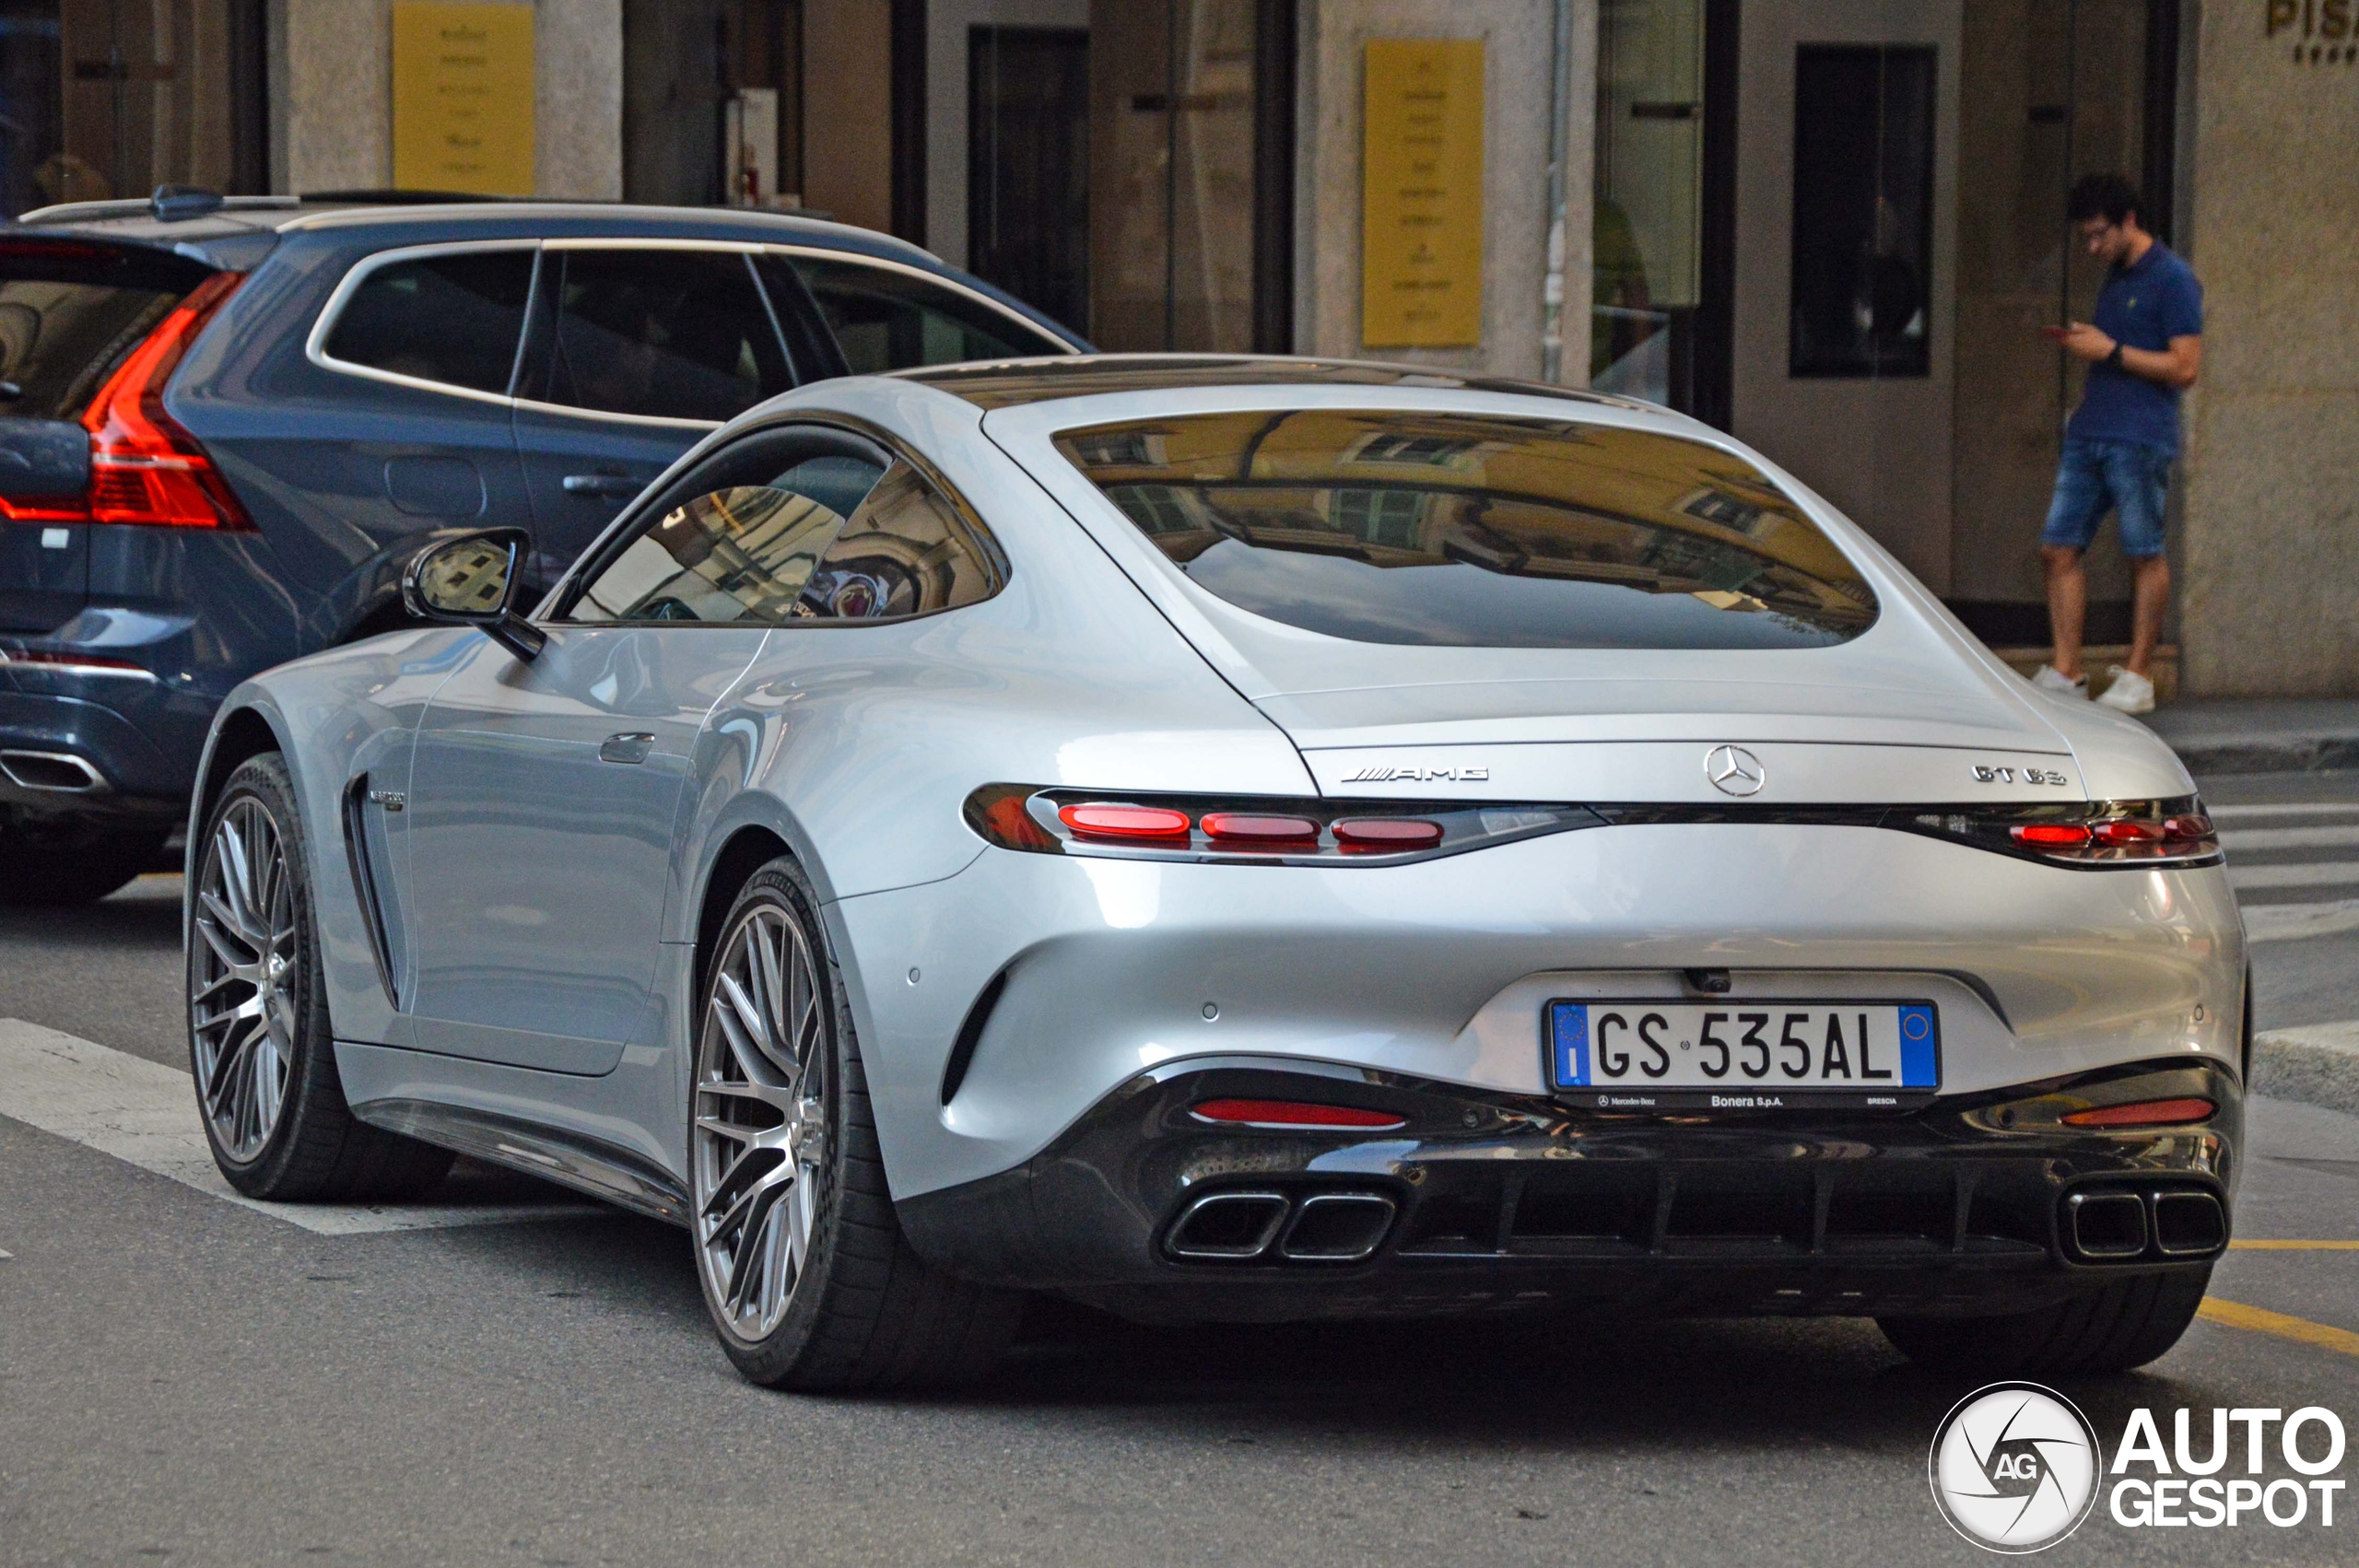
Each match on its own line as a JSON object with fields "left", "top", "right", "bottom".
{"left": 2068, "top": 173, "right": 2142, "bottom": 227}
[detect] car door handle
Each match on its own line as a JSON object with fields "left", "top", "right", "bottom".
{"left": 598, "top": 732, "right": 655, "bottom": 765}
{"left": 563, "top": 474, "right": 642, "bottom": 497}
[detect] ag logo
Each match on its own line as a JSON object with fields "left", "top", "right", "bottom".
{"left": 1930, "top": 1382, "right": 2103, "bottom": 1552}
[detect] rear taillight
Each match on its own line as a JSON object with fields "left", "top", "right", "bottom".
{"left": 1908, "top": 799, "right": 2219, "bottom": 868}
{"left": 31, "top": 270, "right": 252, "bottom": 530}
{"left": 966, "top": 784, "right": 1594, "bottom": 865}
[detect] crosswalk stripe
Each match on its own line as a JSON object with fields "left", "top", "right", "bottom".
{"left": 2245, "top": 900, "right": 2359, "bottom": 943}
{"left": 2228, "top": 862, "right": 2359, "bottom": 892}
{"left": 2221, "top": 825, "right": 2359, "bottom": 852}
{"left": 0, "top": 1018, "right": 606, "bottom": 1235}
{"left": 2208, "top": 803, "right": 2359, "bottom": 821}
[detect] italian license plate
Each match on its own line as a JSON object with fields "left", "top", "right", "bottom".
{"left": 1546, "top": 1000, "right": 1939, "bottom": 1110}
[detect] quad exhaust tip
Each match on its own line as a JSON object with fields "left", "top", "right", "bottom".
{"left": 1166, "top": 1189, "right": 1397, "bottom": 1264}
{"left": 2063, "top": 1186, "right": 2226, "bottom": 1262}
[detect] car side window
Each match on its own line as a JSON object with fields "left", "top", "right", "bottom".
{"left": 790, "top": 254, "right": 1064, "bottom": 374}
{"left": 533, "top": 249, "right": 792, "bottom": 422}
{"left": 565, "top": 437, "right": 1003, "bottom": 626}
{"left": 322, "top": 250, "right": 534, "bottom": 394}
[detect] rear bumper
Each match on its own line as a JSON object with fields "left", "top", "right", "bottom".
{"left": 0, "top": 686, "right": 195, "bottom": 812}
{"left": 895, "top": 1057, "right": 2238, "bottom": 1324}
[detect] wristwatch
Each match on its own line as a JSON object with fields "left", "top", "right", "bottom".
{"left": 2105, "top": 341, "right": 2125, "bottom": 370}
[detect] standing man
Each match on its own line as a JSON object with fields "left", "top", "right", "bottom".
{"left": 2031, "top": 173, "right": 2203, "bottom": 715}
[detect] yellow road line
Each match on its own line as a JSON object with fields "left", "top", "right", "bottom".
{"left": 2229, "top": 1239, "right": 2359, "bottom": 1250}
{"left": 2200, "top": 1298, "right": 2359, "bottom": 1359}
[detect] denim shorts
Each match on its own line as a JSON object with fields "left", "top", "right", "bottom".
{"left": 2041, "top": 437, "right": 2173, "bottom": 558}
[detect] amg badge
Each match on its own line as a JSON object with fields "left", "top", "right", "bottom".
{"left": 1338, "top": 764, "right": 1490, "bottom": 783}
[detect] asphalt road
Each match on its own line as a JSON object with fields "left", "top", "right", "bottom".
{"left": 3, "top": 769, "right": 2357, "bottom": 1567}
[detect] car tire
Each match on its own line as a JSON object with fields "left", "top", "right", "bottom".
{"left": 690, "top": 856, "right": 1022, "bottom": 1390}
{"left": 188, "top": 753, "right": 455, "bottom": 1200}
{"left": 0, "top": 821, "right": 165, "bottom": 906}
{"left": 1877, "top": 1267, "right": 2211, "bottom": 1377}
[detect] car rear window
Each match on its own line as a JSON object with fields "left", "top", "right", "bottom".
{"left": 322, "top": 250, "right": 534, "bottom": 395}
{"left": 0, "top": 247, "right": 201, "bottom": 419}
{"left": 1051, "top": 410, "right": 1879, "bottom": 649}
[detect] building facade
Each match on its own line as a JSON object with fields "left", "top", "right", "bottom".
{"left": 0, "top": 1, "right": 2346, "bottom": 694}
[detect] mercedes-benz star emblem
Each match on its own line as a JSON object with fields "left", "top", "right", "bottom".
{"left": 1705, "top": 744, "right": 1766, "bottom": 797}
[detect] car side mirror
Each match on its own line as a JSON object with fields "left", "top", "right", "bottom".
{"left": 401, "top": 529, "right": 546, "bottom": 661}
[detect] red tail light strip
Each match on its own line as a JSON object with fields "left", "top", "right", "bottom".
{"left": 2060, "top": 1097, "right": 2217, "bottom": 1129}
{"left": 965, "top": 787, "right": 2223, "bottom": 871}
{"left": 964, "top": 785, "right": 1584, "bottom": 866}
{"left": 1918, "top": 801, "right": 2219, "bottom": 868}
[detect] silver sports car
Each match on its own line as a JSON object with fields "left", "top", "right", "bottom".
{"left": 186, "top": 357, "right": 2241, "bottom": 1388}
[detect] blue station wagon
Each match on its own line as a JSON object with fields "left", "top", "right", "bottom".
{"left": 0, "top": 193, "right": 1083, "bottom": 901}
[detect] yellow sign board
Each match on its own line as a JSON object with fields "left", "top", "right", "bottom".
{"left": 1362, "top": 39, "right": 1485, "bottom": 348}
{"left": 393, "top": 3, "right": 535, "bottom": 196}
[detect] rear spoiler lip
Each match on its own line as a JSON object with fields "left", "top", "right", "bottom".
{"left": 0, "top": 232, "right": 220, "bottom": 290}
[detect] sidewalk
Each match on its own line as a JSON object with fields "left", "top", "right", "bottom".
{"left": 2141, "top": 698, "right": 2359, "bottom": 777}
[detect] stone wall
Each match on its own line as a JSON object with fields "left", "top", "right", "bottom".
{"left": 276, "top": 0, "right": 621, "bottom": 199}
{"left": 1294, "top": 0, "right": 1594, "bottom": 380}
{"left": 2177, "top": 2, "right": 2359, "bottom": 695}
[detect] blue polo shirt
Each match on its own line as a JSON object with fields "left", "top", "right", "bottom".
{"left": 2066, "top": 240, "right": 2203, "bottom": 455}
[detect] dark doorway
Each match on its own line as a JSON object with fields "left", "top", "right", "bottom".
{"left": 1788, "top": 44, "right": 1937, "bottom": 380}
{"left": 968, "top": 26, "right": 1088, "bottom": 331}
{"left": 623, "top": 0, "right": 798, "bottom": 208}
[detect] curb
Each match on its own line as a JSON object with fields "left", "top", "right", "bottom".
{"left": 2165, "top": 736, "right": 2359, "bottom": 777}
{"left": 2252, "top": 1023, "right": 2359, "bottom": 1117}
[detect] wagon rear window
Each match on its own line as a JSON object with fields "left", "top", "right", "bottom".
{"left": 1051, "top": 411, "right": 1878, "bottom": 649}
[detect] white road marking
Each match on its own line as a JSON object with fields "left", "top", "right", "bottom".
{"left": 0, "top": 1019, "right": 606, "bottom": 1235}
{"left": 2227, "top": 861, "right": 2359, "bottom": 892}
{"left": 2221, "top": 825, "right": 2359, "bottom": 852}
{"left": 2246, "top": 900, "right": 2359, "bottom": 944}
{"left": 2208, "top": 802, "right": 2359, "bottom": 821}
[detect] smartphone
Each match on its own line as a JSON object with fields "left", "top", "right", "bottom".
{"left": 2039, "top": 325, "right": 2071, "bottom": 341}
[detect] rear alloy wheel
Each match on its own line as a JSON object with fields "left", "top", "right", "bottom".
{"left": 188, "top": 754, "right": 453, "bottom": 1199}
{"left": 1878, "top": 1267, "right": 2212, "bottom": 1377}
{"left": 690, "top": 858, "right": 1020, "bottom": 1389}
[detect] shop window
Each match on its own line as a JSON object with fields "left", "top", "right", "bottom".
{"left": 1789, "top": 44, "right": 1936, "bottom": 379}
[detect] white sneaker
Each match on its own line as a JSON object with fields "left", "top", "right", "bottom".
{"left": 2095, "top": 665, "right": 2156, "bottom": 714}
{"left": 2031, "top": 665, "right": 2088, "bottom": 698}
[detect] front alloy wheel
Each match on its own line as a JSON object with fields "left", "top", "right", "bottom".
{"left": 184, "top": 753, "right": 453, "bottom": 1199}
{"left": 191, "top": 790, "right": 298, "bottom": 1160}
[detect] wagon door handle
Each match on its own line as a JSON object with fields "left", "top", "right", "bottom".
{"left": 563, "top": 474, "right": 641, "bottom": 497}
{"left": 598, "top": 732, "right": 654, "bottom": 764}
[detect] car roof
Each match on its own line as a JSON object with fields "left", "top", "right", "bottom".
{"left": 893, "top": 353, "right": 1652, "bottom": 413}
{"left": 7, "top": 193, "right": 949, "bottom": 275}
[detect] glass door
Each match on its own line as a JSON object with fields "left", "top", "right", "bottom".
{"left": 1087, "top": 0, "right": 1288, "bottom": 353}
{"left": 1591, "top": 0, "right": 1733, "bottom": 424}
{"left": 1948, "top": 0, "right": 2167, "bottom": 642}
{"left": 0, "top": 0, "right": 266, "bottom": 218}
